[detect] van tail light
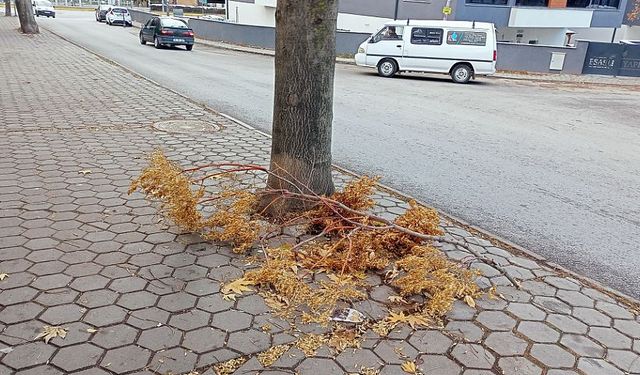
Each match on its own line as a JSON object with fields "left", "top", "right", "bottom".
{"left": 160, "top": 29, "right": 173, "bottom": 35}
{"left": 493, "top": 50, "right": 497, "bottom": 61}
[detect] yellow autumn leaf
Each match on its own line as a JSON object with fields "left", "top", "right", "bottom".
{"left": 0, "top": 273, "right": 8, "bottom": 281}
{"left": 86, "top": 328, "right": 98, "bottom": 333}
{"left": 401, "top": 360, "right": 417, "bottom": 374}
{"left": 78, "top": 169, "right": 92, "bottom": 175}
{"left": 221, "top": 277, "right": 254, "bottom": 296}
{"left": 35, "top": 326, "right": 67, "bottom": 344}
{"left": 464, "top": 295, "right": 476, "bottom": 308}
{"left": 388, "top": 295, "right": 407, "bottom": 304}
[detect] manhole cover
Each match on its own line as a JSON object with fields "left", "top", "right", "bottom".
{"left": 153, "top": 120, "right": 221, "bottom": 133}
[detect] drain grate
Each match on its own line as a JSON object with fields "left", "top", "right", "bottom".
{"left": 153, "top": 120, "right": 221, "bottom": 133}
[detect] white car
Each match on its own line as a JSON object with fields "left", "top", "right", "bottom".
{"left": 33, "top": 0, "right": 55, "bottom": 18}
{"left": 106, "top": 7, "right": 132, "bottom": 26}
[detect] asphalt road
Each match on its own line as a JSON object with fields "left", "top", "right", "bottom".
{"left": 39, "top": 11, "right": 640, "bottom": 298}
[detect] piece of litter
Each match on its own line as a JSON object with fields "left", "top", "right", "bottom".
{"left": 0, "top": 347, "right": 13, "bottom": 354}
{"left": 330, "top": 308, "right": 365, "bottom": 323}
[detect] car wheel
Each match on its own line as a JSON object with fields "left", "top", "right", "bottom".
{"left": 451, "top": 64, "right": 472, "bottom": 84}
{"left": 139, "top": 33, "right": 146, "bottom": 45}
{"left": 377, "top": 59, "right": 398, "bottom": 78}
{"left": 186, "top": 44, "right": 193, "bottom": 51}
{"left": 154, "top": 37, "right": 161, "bottom": 49}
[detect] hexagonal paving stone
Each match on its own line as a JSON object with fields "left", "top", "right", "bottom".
{"left": 227, "top": 329, "right": 271, "bottom": 354}
{"left": 169, "top": 309, "right": 211, "bottom": 331}
{"left": 0, "top": 287, "right": 39, "bottom": 305}
{"left": 184, "top": 278, "right": 220, "bottom": 296}
{"left": 409, "top": 330, "right": 452, "bottom": 354}
{"left": 162, "top": 253, "right": 196, "bottom": 268}
{"left": 29, "top": 260, "right": 66, "bottom": 276}
{"left": 2, "top": 342, "right": 56, "bottom": 370}
{"left": 572, "top": 307, "right": 612, "bottom": 327}
{"left": 127, "top": 307, "right": 171, "bottom": 330}
{"left": 507, "top": 303, "right": 546, "bottom": 321}
{"left": 51, "top": 343, "right": 104, "bottom": 372}
{"left": 560, "top": 334, "right": 605, "bottom": 357}
{"left": 532, "top": 296, "right": 572, "bottom": 314}
{"left": 476, "top": 311, "right": 516, "bottom": 331}
{"left": 556, "top": 290, "right": 594, "bottom": 308}
{"left": 173, "top": 265, "right": 208, "bottom": 281}
{"left": 544, "top": 276, "right": 581, "bottom": 291}
{"left": 614, "top": 319, "right": 640, "bottom": 339}
{"left": 485, "top": 331, "right": 528, "bottom": 356}
{"left": 0, "top": 320, "right": 42, "bottom": 346}
{"left": 0, "top": 302, "right": 43, "bottom": 324}
{"left": 149, "top": 347, "right": 197, "bottom": 374}
{"left": 183, "top": 327, "right": 226, "bottom": 353}
{"left": 498, "top": 357, "right": 542, "bottom": 375}
{"left": 546, "top": 314, "right": 588, "bottom": 334}
{"left": 445, "top": 321, "right": 484, "bottom": 342}
{"left": 296, "top": 358, "right": 343, "bottom": 375}
{"left": 31, "top": 274, "right": 73, "bottom": 290}
{"left": 595, "top": 301, "right": 634, "bottom": 320}
{"left": 417, "top": 354, "right": 462, "bottom": 375}
{"left": 128, "top": 253, "right": 163, "bottom": 267}
{"left": 59, "top": 250, "right": 96, "bottom": 265}
{"left": 137, "top": 326, "right": 182, "bottom": 351}
{"left": 373, "top": 340, "right": 418, "bottom": 365}
{"left": 336, "top": 348, "right": 382, "bottom": 372}
{"left": 606, "top": 349, "right": 640, "bottom": 373}
{"left": 39, "top": 304, "right": 86, "bottom": 325}
{"left": 14, "top": 365, "right": 64, "bottom": 375}
{"left": 78, "top": 290, "right": 119, "bottom": 308}
{"left": 589, "top": 326, "right": 632, "bottom": 349}
{"left": 65, "top": 263, "right": 103, "bottom": 277}
{"left": 197, "top": 294, "right": 234, "bottom": 313}
{"left": 577, "top": 358, "right": 624, "bottom": 375}
{"left": 451, "top": 344, "right": 495, "bottom": 369}
{"left": 24, "top": 238, "right": 60, "bottom": 251}
{"left": 100, "top": 345, "right": 152, "bottom": 374}
{"left": 91, "top": 324, "right": 139, "bottom": 349}
{"left": 530, "top": 344, "right": 576, "bottom": 368}
{"left": 517, "top": 321, "right": 560, "bottom": 343}
{"left": 116, "top": 291, "right": 158, "bottom": 310}
{"left": 211, "top": 310, "right": 253, "bottom": 332}
{"left": 157, "top": 292, "right": 197, "bottom": 313}
{"left": 83, "top": 305, "right": 127, "bottom": 327}
{"left": 108, "top": 276, "right": 148, "bottom": 294}
{"left": 70, "top": 275, "right": 110, "bottom": 292}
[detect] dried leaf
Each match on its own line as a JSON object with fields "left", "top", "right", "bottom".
{"left": 388, "top": 295, "right": 407, "bottom": 304}
{"left": 464, "top": 295, "right": 476, "bottom": 308}
{"left": 86, "top": 328, "right": 98, "bottom": 333}
{"left": 0, "top": 347, "right": 13, "bottom": 354}
{"left": 35, "top": 326, "right": 67, "bottom": 344}
{"left": 78, "top": 169, "right": 92, "bottom": 175}
{"left": 257, "top": 344, "right": 290, "bottom": 367}
{"left": 0, "top": 273, "right": 8, "bottom": 281}
{"left": 401, "top": 360, "right": 417, "bottom": 374}
{"left": 221, "top": 277, "right": 254, "bottom": 299}
{"left": 487, "top": 286, "right": 499, "bottom": 300}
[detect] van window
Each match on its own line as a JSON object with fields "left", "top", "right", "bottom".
{"left": 371, "top": 26, "right": 404, "bottom": 43}
{"left": 446, "top": 31, "right": 487, "bottom": 46}
{"left": 411, "top": 28, "right": 443, "bottom": 45}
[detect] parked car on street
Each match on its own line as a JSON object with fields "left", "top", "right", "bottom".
{"left": 355, "top": 20, "right": 497, "bottom": 83}
{"left": 139, "top": 17, "right": 195, "bottom": 51}
{"left": 32, "top": 0, "right": 55, "bottom": 18}
{"left": 106, "top": 7, "right": 132, "bottom": 26}
{"left": 95, "top": 4, "right": 110, "bottom": 22}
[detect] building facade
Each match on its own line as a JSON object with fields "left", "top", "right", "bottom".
{"left": 226, "top": 0, "right": 639, "bottom": 45}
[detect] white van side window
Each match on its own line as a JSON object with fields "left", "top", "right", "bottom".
{"left": 446, "top": 31, "right": 487, "bottom": 46}
{"left": 372, "top": 26, "right": 405, "bottom": 43}
{"left": 411, "top": 28, "right": 443, "bottom": 45}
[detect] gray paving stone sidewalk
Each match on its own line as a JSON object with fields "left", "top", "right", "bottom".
{"left": 1, "top": 16, "right": 640, "bottom": 375}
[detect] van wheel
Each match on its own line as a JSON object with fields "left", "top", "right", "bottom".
{"left": 451, "top": 64, "right": 473, "bottom": 84}
{"left": 377, "top": 59, "right": 398, "bottom": 78}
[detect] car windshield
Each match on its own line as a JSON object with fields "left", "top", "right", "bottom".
{"left": 38, "top": 1, "right": 52, "bottom": 6}
{"left": 161, "top": 19, "right": 188, "bottom": 28}
{"left": 111, "top": 8, "right": 127, "bottom": 13}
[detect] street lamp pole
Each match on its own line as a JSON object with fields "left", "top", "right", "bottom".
{"left": 394, "top": 0, "right": 399, "bottom": 20}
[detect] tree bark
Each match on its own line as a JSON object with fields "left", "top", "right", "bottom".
{"left": 261, "top": 0, "right": 339, "bottom": 216}
{"left": 4, "top": 0, "right": 11, "bottom": 17}
{"left": 15, "top": 0, "right": 39, "bottom": 34}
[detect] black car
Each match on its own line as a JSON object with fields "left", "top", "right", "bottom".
{"left": 139, "top": 17, "right": 195, "bottom": 51}
{"left": 95, "top": 4, "right": 110, "bottom": 22}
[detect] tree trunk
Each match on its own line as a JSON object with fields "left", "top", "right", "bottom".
{"left": 15, "top": 0, "right": 39, "bottom": 34}
{"left": 4, "top": 0, "right": 11, "bottom": 16}
{"left": 261, "top": 0, "right": 339, "bottom": 216}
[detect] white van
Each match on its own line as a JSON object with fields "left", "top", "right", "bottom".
{"left": 355, "top": 20, "right": 497, "bottom": 83}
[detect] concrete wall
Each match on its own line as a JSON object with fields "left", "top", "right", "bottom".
{"left": 496, "top": 40, "right": 589, "bottom": 73}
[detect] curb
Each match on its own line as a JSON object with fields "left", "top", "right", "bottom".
{"left": 41, "top": 24, "right": 640, "bottom": 308}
